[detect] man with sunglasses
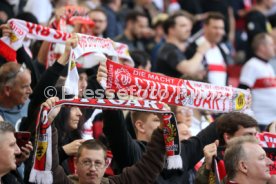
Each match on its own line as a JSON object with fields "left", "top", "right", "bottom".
{"left": 0, "top": 63, "right": 32, "bottom": 126}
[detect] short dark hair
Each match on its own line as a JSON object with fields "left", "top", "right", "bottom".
{"left": 217, "top": 112, "right": 258, "bottom": 145}
{"left": 77, "top": 139, "right": 107, "bottom": 160}
{"left": 130, "top": 50, "right": 150, "bottom": 68}
{"left": 204, "top": 12, "right": 225, "bottom": 25}
{"left": 163, "top": 10, "right": 194, "bottom": 35}
{"left": 0, "top": 121, "right": 15, "bottom": 134}
{"left": 125, "top": 10, "right": 147, "bottom": 24}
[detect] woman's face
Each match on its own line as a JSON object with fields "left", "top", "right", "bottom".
{"left": 68, "top": 107, "right": 82, "bottom": 130}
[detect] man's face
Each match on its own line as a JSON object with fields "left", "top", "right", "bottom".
{"left": 265, "top": 0, "right": 273, "bottom": 9}
{"left": 173, "top": 16, "right": 192, "bottom": 42}
{"left": 142, "top": 113, "right": 160, "bottom": 141}
{"left": 204, "top": 19, "right": 225, "bottom": 44}
{"left": 7, "top": 70, "right": 32, "bottom": 106}
{"left": 89, "top": 11, "right": 107, "bottom": 36}
{"left": 243, "top": 143, "right": 273, "bottom": 181}
{"left": 175, "top": 106, "right": 193, "bottom": 127}
{"left": 131, "top": 16, "right": 148, "bottom": 39}
{"left": 0, "top": 132, "right": 21, "bottom": 175}
{"left": 76, "top": 148, "right": 107, "bottom": 184}
{"left": 262, "top": 36, "right": 276, "bottom": 59}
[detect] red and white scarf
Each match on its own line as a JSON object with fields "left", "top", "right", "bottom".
{"left": 104, "top": 60, "right": 251, "bottom": 113}
{"left": 29, "top": 98, "right": 182, "bottom": 184}
{"left": 0, "top": 18, "right": 133, "bottom": 66}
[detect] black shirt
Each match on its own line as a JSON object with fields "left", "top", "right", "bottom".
{"left": 245, "top": 10, "right": 269, "bottom": 44}
{"left": 179, "top": 0, "right": 203, "bottom": 34}
{"left": 156, "top": 43, "right": 186, "bottom": 78}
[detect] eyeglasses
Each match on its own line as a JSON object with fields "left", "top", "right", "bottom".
{"left": 79, "top": 159, "right": 106, "bottom": 170}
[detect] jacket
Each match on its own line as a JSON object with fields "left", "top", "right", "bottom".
{"left": 103, "top": 110, "right": 219, "bottom": 184}
{"left": 52, "top": 123, "right": 166, "bottom": 184}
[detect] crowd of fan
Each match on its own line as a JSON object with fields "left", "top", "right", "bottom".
{"left": 0, "top": 0, "right": 276, "bottom": 183}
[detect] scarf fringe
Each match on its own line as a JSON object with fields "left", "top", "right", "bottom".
{"left": 167, "top": 155, "right": 183, "bottom": 169}
{"left": 29, "top": 169, "right": 53, "bottom": 184}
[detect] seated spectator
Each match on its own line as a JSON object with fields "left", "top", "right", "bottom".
{"left": 224, "top": 136, "right": 273, "bottom": 184}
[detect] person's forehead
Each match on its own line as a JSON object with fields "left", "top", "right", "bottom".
{"left": 90, "top": 11, "right": 107, "bottom": 20}
{"left": 0, "top": 132, "right": 15, "bottom": 144}
{"left": 80, "top": 148, "right": 105, "bottom": 160}
{"left": 16, "top": 70, "right": 31, "bottom": 80}
{"left": 208, "top": 19, "right": 224, "bottom": 26}
{"left": 244, "top": 143, "right": 265, "bottom": 156}
{"left": 137, "top": 16, "right": 148, "bottom": 23}
{"left": 235, "top": 126, "right": 257, "bottom": 135}
{"left": 175, "top": 16, "right": 192, "bottom": 24}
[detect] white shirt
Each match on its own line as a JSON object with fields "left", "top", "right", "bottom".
{"left": 240, "top": 57, "right": 276, "bottom": 125}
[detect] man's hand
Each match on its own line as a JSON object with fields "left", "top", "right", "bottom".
{"left": 41, "top": 97, "right": 60, "bottom": 122}
{"left": 57, "top": 33, "right": 79, "bottom": 65}
{"left": 97, "top": 61, "right": 107, "bottom": 85}
{"left": 203, "top": 140, "right": 219, "bottom": 170}
{"left": 197, "top": 39, "right": 211, "bottom": 55}
{"left": 0, "top": 24, "right": 12, "bottom": 37}
{"left": 63, "top": 139, "right": 85, "bottom": 156}
{"left": 16, "top": 141, "right": 33, "bottom": 165}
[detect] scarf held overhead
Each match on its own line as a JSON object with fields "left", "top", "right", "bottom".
{"left": 29, "top": 98, "right": 181, "bottom": 184}
{"left": 1, "top": 18, "right": 133, "bottom": 66}
{"left": 105, "top": 60, "right": 251, "bottom": 113}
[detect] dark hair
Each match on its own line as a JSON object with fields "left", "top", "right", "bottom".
{"left": 256, "top": 0, "right": 265, "bottom": 4}
{"left": 16, "top": 12, "right": 38, "bottom": 24}
{"left": 204, "top": 12, "right": 225, "bottom": 25}
{"left": 163, "top": 10, "right": 194, "bottom": 35}
{"left": 0, "top": 121, "right": 15, "bottom": 134}
{"left": 130, "top": 50, "right": 150, "bottom": 68}
{"left": 54, "top": 107, "right": 84, "bottom": 151}
{"left": 125, "top": 10, "right": 147, "bottom": 24}
{"left": 77, "top": 139, "right": 107, "bottom": 160}
{"left": 217, "top": 112, "right": 258, "bottom": 145}
{"left": 100, "top": 0, "right": 113, "bottom": 5}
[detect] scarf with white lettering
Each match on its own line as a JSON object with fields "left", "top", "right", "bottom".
{"left": 104, "top": 60, "right": 251, "bottom": 113}
{"left": 0, "top": 18, "right": 133, "bottom": 65}
{"left": 29, "top": 98, "right": 181, "bottom": 184}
